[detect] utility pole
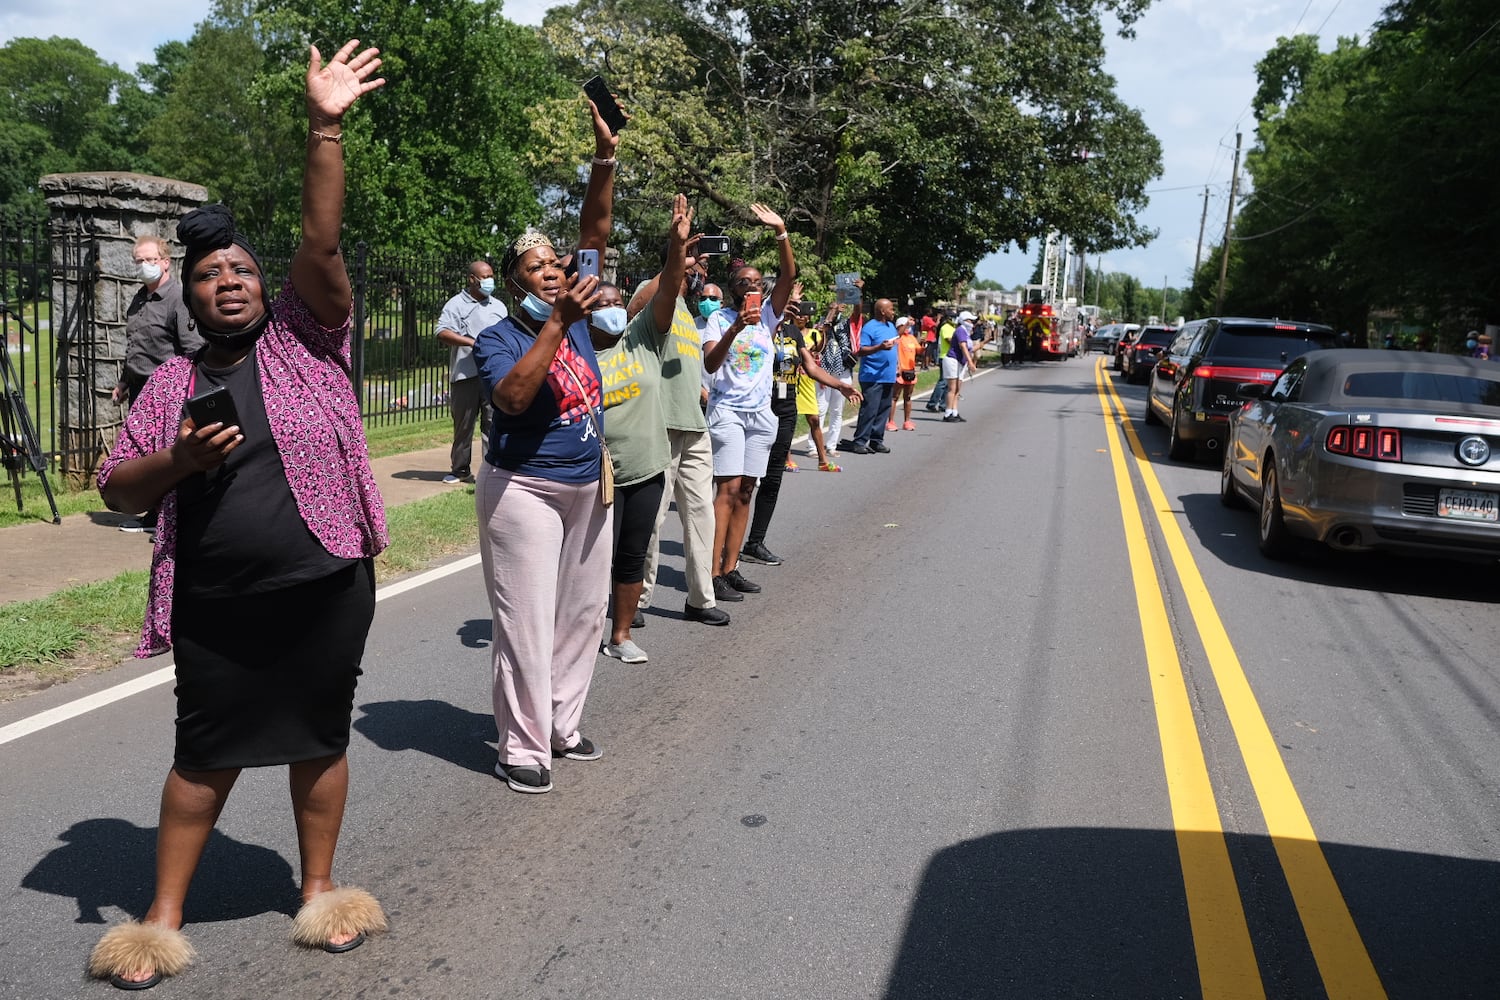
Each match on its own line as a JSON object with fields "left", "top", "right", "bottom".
{"left": 1161, "top": 277, "right": 1168, "bottom": 321}
{"left": 1193, "top": 186, "right": 1210, "bottom": 277}
{"left": 1215, "top": 132, "right": 1242, "bottom": 315}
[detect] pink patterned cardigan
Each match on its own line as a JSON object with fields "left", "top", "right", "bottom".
{"left": 98, "top": 281, "right": 390, "bottom": 657}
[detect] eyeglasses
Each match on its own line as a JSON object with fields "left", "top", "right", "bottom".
{"left": 702, "top": 295, "right": 720, "bottom": 302}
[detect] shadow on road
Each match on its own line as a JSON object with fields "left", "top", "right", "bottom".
{"left": 354, "top": 699, "right": 497, "bottom": 776}
{"left": 457, "top": 617, "right": 491, "bottom": 648}
{"left": 882, "top": 826, "right": 1499, "bottom": 998}
{"left": 21, "top": 818, "right": 297, "bottom": 924}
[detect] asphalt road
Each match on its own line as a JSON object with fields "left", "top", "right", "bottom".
{"left": 1, "top": 357, "right": 1496, "bottom": 999}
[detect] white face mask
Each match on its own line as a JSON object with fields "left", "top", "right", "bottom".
{"left": 138, "top": 261, "right": 163, "bottom": 284}
{"left": 477, "top": 278, "right": 495, "bottom": 297}
{"left": 590, "top": 306, "right": 628, "bottom": 337}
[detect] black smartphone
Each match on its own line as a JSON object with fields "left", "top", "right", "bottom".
{"left": 697, "top": 235, "right": 731, "bottom": 255}
{"left": 186, "top": 384, "right": 241, "bottom": 431}
{"left": 582, "top": 75, "right": 628, "bottom": 135}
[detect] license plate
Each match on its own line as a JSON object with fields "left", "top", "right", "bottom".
{"left": 1437, "top": 488, "right": 1499, "bottom": 522}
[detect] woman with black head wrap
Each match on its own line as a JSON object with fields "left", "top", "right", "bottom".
{"left": 91, "top": 40, "right": 387, "bottom": 990}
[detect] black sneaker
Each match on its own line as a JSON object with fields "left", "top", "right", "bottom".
{"left": 847, "top": 442, "right": 872, "bottom": 455}
{"left": 723, "top": 568, "right": 761, "bottom": 593}
{"left": 494, "top": 761, "right": 552, "bottom": 794}
{"left": 713, "top": 576, "right": 746, "bottom": 602}
{"left": 870, "top": 441, "right": 891, "bottom": 453}
{"left": 632, "top": 609, "right": 646, "bottom": 629}
{"left": 739, "top": 541, "right": 783, "bottom": 566}
{"left": 942, "top": 414, "right": 967, "bottom": 423}
{"left": 684, "top": 603, "right": 731, "bottom": 626}
{"left": 553, "top": 736, "right": 602, "bottom": 761}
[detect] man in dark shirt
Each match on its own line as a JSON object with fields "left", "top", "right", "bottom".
{"left": 114, "top": 235, "right": 200, "bottom": 405}
{"left": 113, "top": 235, "right": 200, "bottom": 532}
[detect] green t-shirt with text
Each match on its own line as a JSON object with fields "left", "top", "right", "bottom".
{"left": 598, "top": 309, "right": 671, "bottom": 487}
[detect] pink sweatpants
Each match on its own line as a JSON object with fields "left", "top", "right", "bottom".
{"left": 475, "top": 462, "right": 612, "bottom": 770}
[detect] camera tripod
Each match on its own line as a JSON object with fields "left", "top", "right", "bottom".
{"left": 0, "top": 300, "right": 61, "bottom": 524}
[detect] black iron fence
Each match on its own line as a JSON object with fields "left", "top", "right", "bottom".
{"left": 1, "top": 214, "right": 476, "bottom": 479}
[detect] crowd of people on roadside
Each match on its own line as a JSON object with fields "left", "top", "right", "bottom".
{"left": 85, "top": 43, "right": 1023, "bottom": 991}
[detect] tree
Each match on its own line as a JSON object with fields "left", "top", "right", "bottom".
{"left": 250, "top": 0, "right": 567, "bottom": 256}
{"left": 1225, "top": 1, "right": 1500, "bottom": 337}
{"left": 531, "top": 0, "right": 1162, "bottom": 302}
{"left": 0, "top": 37, "right": 133, "bottom": 211}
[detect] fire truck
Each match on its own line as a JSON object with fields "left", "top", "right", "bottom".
{"left": 1018, "top": 233, "right": 1081, "bottom": 360}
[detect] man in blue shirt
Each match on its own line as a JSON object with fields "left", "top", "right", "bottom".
{"left": 848, "top": 298, "right": 899, "bottom": 454}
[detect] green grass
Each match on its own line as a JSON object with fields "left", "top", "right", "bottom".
{"left": 374, "top": 483, "right": 479, "bottom": 579}
{"left": 0, "top": 572, "right": 147, "bottom": 670}
{"left": 0, "top": 485, "right": 478, "bottom": 673}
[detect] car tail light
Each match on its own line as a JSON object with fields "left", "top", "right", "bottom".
{"left": 1326, "top": 425, "right": 1402, "bottom": 461}
{"left": 1194, "top": 365, "right": 1281, "bottom": 383}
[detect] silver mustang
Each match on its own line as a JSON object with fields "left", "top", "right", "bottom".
{"left": 1220, "top": 348, "right": 1500, "bottom": 559}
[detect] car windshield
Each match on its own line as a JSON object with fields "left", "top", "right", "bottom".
{"left": 1343, "top": 370, "right": 1500, "bottom": 407}
{"left": 1215, "top": 325, "right": 1336, "bottom": 361}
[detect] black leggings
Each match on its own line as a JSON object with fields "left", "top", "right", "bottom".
{"left": 748, "top": 407, "right": 798, "bottom": 546}
{"left": 612, "top": 473, "right": 666, "bottom": 584}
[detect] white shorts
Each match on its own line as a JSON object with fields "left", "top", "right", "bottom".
{"left": 941, "top": 356, "right": 962, "bottom": 380}
{"left": 707, "top": 404, "right": 776, "bottom": 478}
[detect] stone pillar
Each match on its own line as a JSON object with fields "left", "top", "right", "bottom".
{"left": 38, "top": 172, "right": 207, "bottom": 485}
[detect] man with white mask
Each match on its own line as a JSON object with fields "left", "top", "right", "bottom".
{"left": 115, "top": 235, "right": 199, "bottom": 407}
{"left": 112, "top": 234, "right": 201, "bottom": 532}
{"left": 436, "top": 260, "right": 509, "bottom": 484}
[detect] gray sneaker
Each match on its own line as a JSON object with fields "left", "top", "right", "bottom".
{"left": 601, "top": 639, "right": 648, "bottom": 664}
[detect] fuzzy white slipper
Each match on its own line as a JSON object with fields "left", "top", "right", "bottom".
{"left": 291, "top": 886, "right": 387, "bottom": 952}
{"left": 88, "top": 921, "right": 195, "bottom": 988}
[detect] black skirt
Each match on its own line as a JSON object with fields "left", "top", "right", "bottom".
{"left": 171, "top": 559, "right": 376, "bottom": 771}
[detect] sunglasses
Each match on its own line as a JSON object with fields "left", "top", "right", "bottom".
{"left": 701, "top": 295, "right": 721, "bottom": 302}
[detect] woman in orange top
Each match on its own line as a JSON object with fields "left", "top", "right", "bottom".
{"left": 887, "top": 316, "right": 921, "bottom": 431}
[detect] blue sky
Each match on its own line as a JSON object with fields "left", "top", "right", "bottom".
{"left": 5, "top": 0, "right": 1392, "bottom": 293}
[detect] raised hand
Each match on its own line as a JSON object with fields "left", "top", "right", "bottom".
{"left": 588, "top": 98, "right": 628, "bottom": 159}
{"left": 669, "top": 193, "right": 694, "bottom": 249}
{"left": 307, "top": 40, "right": 385, "bottom": 126}
{"left": 748, "top": 202, "right": 786, "bottom": 232}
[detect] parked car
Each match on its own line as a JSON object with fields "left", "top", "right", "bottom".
{"left": 1146, "top": 317, "right": 1339, "bottom": 460}
{"left": 1111, "top": 324, "right": 1142, "bottom": 370}
{"left": 1220, "top": 349, "right": 1500, "bottom": 559}
{"left": 1121, "top": 325, "right": 1176, "bottom": 383}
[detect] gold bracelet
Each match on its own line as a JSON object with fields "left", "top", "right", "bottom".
{"left": 310, "top": 128, "right": 344, "bottom": 144}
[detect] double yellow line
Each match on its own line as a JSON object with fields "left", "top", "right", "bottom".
{"left": 1092, "top": 359, "right": 1386, "bottom": 1000}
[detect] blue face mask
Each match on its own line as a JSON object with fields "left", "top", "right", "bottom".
{"left": 477, "top": 278, "right": 495, "bottom": 297}
{"left": 591, "top": 306, "right": 628, "bottom": 337}
{"left": 520, "top": 292, "right": 553, "bottom": 321}
{"left": 699, "top": 298, "right": 722, "bottom": 319}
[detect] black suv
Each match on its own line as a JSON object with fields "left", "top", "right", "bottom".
{"left": 1120, "top": 325, "right": 1176, "bottom": 384}
{"left": 1145, "top": 317, "right": 1338, "bottom": 460}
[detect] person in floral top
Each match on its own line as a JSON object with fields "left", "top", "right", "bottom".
{"left": 90, "top": 39, "right": 389, "bottom": 990}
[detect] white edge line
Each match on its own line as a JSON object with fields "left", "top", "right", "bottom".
{"left": 0, "top": 360, "right": 1005, "bottom": 748}
{"left": 0, "top": 553, "right": 485, "bottom": 748}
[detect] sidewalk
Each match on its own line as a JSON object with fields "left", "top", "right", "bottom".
{"left": 0, "top": 445, "right": 460, "bottom": 606}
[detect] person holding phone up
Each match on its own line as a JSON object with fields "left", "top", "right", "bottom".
{"left": 848, "top": 297, "right": 901, "bottom": 454}
{"left": 700, "top": 204, "right": 797, "bottom": 602}
{"left": 92, "top": 41, "right": 389, "bottom": 990}
{"left": 471, "top": 95, "right": 620, "bottom": 795}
